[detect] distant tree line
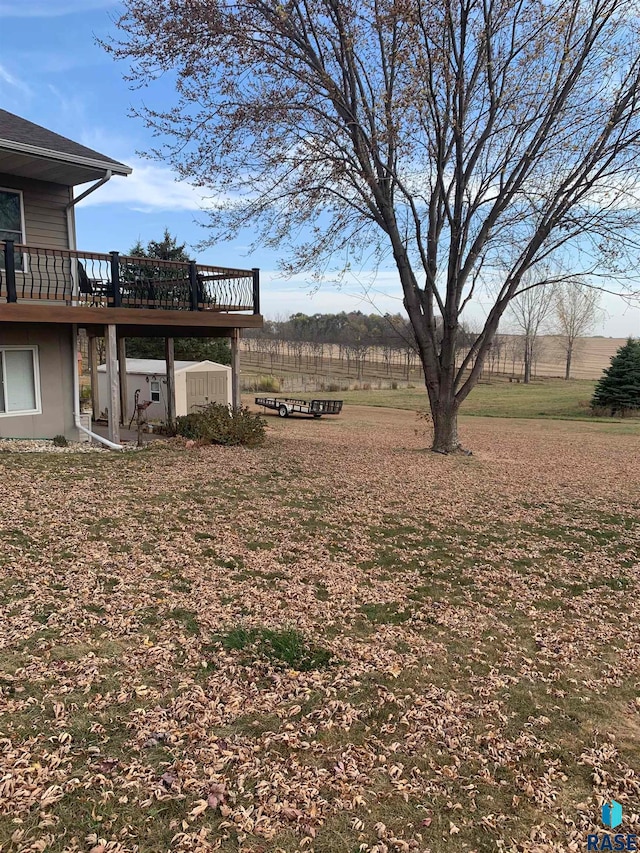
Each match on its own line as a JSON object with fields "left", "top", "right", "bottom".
{"left": 244, "top": 298, "right": 602, "bottom": 383}
{"left": 245, "top": 312, "right": 417, "bottom": 379}
{"left": 244, "top": 311, "right": 485, "bottom": 380}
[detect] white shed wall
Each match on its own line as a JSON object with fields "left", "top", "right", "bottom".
{"left": 98, "top": 370, "right": 172, "bottom": 422}
{"left": 97, "top": 362, "right": 231, "bottom": 422}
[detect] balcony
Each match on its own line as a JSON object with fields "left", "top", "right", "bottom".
{"left": 0, "top": 241, "right": 261, "bottom": 331}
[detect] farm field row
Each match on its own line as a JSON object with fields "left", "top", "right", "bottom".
{"left": 240, "top": 335, "right": 630, "bottom": 381}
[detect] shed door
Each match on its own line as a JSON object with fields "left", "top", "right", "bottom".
{"left": 208, "top": 374, "right": 227, "bottom": 404}
{"left": 186, "top": 372, "right": 227, "bottom": 411}
{"left": 186, "top": 374, "right": 209, "bottom": 411}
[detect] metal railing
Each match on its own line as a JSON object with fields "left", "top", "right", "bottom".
{"left": 0, "top": 240, "right": 260, "bottom": 314}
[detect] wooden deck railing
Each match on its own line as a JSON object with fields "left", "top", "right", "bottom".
{"left": 0, "top": 241, "right": 260, "bottom": 314}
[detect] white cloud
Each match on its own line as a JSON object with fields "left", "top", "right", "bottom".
{"left": 76, "top": 159, "right": 222, "bottom": 213}
{"left": 0, "top": 0, "right": 116, "bottom": 16}
{"left": 0, "top": 62, "right": 31, "bottom": 94}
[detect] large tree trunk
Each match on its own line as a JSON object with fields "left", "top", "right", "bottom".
{"left": 432, "top": 398, "right": 460, "bottom": 453}
{"left": 565, "top": 343, "right": 573, "bottom": 380}
{"left": 522, "top": 335, "right": 533, "bottom": 383}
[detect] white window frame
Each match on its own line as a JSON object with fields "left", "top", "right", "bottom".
{"left": 0, "top": 186, "right": 27, "bottom": 272}
{"left": 150, "top": 379, "right": 161, "bottom": 403}
{"left": 0, "top": 346, "right": 42, "bottom": 417}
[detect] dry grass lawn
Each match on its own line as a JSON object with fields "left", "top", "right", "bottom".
{"left": 0, "top": 408, "right": 639, "bottom": 852}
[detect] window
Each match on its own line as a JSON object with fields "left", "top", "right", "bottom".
{"left": 0, "top": 347, "right": 41, "bottom": 416}
{"left": 0, "top": 188, "right": 26, "bottom": 270}
{"left": 150, "top": 380, "right": 161, "bottom": 403}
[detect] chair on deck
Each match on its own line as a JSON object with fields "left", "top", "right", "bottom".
{"left": 196, "top": 274, "right": 218, "bottom": 310}
{"left": 77, "top": 261, "right": 110, "bottom": 306}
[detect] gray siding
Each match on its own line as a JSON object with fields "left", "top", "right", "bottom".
{"left": 0, "top": 174, "right": 73, "bottom": 300}
{"left": 0, "top": 173, "right": 71, "bottom": 249}
{"left": 0, "top": 323, "right": 78, "bottom": 440}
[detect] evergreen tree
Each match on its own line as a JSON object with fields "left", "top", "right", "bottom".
{"left": 128, "top": 228, "right": 189, "bottom": 262}
{"left": 591, "top": 339, "right": 640, "bottom": 416}
{"left": 126, "top": 336, "right": 231, "bottom": 365}
{"left": 125, "top": 230, "right": 231, "bottom": 365}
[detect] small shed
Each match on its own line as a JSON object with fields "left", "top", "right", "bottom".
{"left": 97, "top": 358, "right": 232, "bottom": 423}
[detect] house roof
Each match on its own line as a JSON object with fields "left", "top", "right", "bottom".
{"left": 97, "top": 359, "right": 230, "bottom": 375}
{"left": 0, "top": 109, "right": 132, "bottom": 186}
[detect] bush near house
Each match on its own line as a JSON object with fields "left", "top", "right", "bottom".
{"left": 175, "top": 403, "right": 266, "bottom": 446}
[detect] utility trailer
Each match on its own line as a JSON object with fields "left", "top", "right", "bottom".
{"left": 255, "top": 396, "right": 343, "bottom": 419}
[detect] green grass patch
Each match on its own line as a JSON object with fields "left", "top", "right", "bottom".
{"left": 169, "top": 607, "right": 200, "bottom": 635}
{"left": 359, "top": 601, "right": 413, "bottom": 624}
{"left": 320, "top": 378, "right": 640, "bottom": 423}
{"left": 215, "top": 626, "right": 333, "bottom": 671}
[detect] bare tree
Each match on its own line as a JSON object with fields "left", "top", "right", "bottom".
{"left": 487, "top": 334, "right": 507, "bottom": 377}
{"left": 508, "top": 277, "right": 555, "bottom": 383}
{"left": 554, "top": 282, "right": 602, "bottom": 379}
{"left": 108, "top": 0, "right": 640, "bottom": 451}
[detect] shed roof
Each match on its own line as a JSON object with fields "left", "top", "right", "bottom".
{"left": 97, "top": 359, "right": 229, "bottom": 375}
{"left": 0, "top": 109, "right": 132, "bottom": 186}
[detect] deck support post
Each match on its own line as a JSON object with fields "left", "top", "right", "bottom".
{"left": 89, "top": 335, "right": 100, "bottom": 420}
{"left": 117, "top": 336, "right": 127, "bottom": 426}
{"left": 251, "top": 268, "right": 260, "bottom": 315}
{"left": 105, "top": 324, "right": 120, "bottom": 445}
{"left": 165, "top": 337, "right": 176, "bottom": 432}
{"left": 231, "top": 328, "right": 241, "bottom": 409}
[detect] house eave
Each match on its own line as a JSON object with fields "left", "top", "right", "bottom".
{"left": 0, "top": 138, "right": 131, "bottom": 177}
{"left": 0, "top": 142, "right": 131, "bottom": 187}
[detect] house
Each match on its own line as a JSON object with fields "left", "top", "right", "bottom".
{"left": 0, "top": 110, "right": 262, "bottom": 447}
{"left": 96, "top": 358, "right": 232, "bottom": 424}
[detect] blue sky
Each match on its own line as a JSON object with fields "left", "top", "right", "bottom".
{"left": 1, "top": 0, "right": 639, "bottom": 337}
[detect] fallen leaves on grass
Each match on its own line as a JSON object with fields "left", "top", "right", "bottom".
{"left": 0, "top": 411, "right": 639, "bottom": 851}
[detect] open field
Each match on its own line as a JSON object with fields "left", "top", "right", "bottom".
{"left": 252, "top": 378, "right": 640, "bottom": 422}
{"left": 240, "top": 335, "right": 631, "bottom": 391}
{"left": 503, "top": 335, "right": 629, "bottom": 379}
{"left": 297, "top": 379, "right": 601, "bottom": 420}
{"left": 1, "top": 410, "right": 639, "bottom": 852}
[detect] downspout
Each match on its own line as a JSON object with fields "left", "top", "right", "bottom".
{"left": 72, "top": 324, "right": 124, "bottom": 450}
{"left": 65, "top": 170, "right": 112, "bottom": 271}
{"left": 65, "top": 170, "right": 112, "bottom": 216}
{"left": 66, "top": 172, "right": 123, "bottom": 448}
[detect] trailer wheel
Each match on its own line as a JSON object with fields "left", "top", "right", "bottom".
{"left": 278, "top": 405, "right": 289, "bottom": 418}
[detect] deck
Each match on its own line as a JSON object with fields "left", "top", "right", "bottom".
{"left": 0, "top": 240, "right": 262, "bottom": 334}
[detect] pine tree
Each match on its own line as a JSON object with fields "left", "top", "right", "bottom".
{"left": 125, "top": 336, "right": 231, "bottom": 365}
{"left": 591, "top": 339, "right": 640, "bottom": 415}
{"left": 128, "top": 228, "right": 189, "bottom": 262}
{"left": 125, "top": 230, "right": 231, "bottom": 364}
